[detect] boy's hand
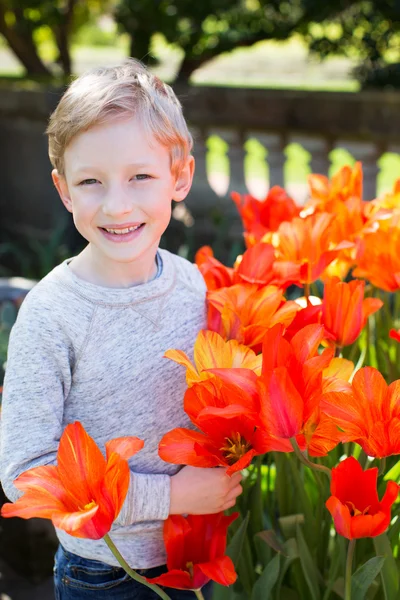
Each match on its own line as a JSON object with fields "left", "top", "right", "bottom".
{"left": 169, "top": 465, "right": 243, "bottom": 515}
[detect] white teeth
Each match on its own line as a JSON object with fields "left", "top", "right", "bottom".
{"left": 103, "top": 225, "right": 141, "bottom": 234}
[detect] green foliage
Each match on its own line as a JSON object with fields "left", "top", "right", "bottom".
{"left": 0, "top": 0, "right": 113, "bottom": 77}
{"left": 297, "top": 0, "right": 400, "bottom": 88}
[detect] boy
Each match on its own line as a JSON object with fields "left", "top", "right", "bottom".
{"left": 0, "top": 59, "right": 243, "bottom": 599}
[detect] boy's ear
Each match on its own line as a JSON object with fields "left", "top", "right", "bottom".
{"left": 52, "top": 169, "right": 73, "bottom": 213}
{"left": 172, "top": 156, "right": 195, "bottom": 203}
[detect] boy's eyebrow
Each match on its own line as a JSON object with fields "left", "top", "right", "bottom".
{"left": 74, "top": 162, "right": 158, "bottom": 173}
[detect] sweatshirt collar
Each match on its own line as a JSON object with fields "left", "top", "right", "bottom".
{"left": 54, "top": 248, "right": 175, "bottom": 306}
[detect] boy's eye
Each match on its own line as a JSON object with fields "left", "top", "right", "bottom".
{"left": 79, "top": 178, "right": 98, "bottom": 185}
{"left": 134, "top": 174, "right": 151, "bottom": 180}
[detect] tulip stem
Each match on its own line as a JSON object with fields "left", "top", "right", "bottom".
{"left": 345, "top": 539, "right": 356, "bottom": 600}
{"left": 304, "top": 282, "right": 311, "bottom": 306}
{"left": 194, "top": 589, "right": 206, "bottom": 600}
{"left": 103, "top": 534, "right": 172, "bottom": 600}
{"left": 290, "top": 438, "right": 331, "bottom": 480}
{"left": 378, "top": 456, "right": 387, "bottom": 476}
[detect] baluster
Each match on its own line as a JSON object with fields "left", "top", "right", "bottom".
{"left": 188, "top": 126, "right": 220, "bottom": 216}
{"left": 214, "top": 128, "right": 247, "bottom": 196}
{"left": 291, "top": 135, "right": 332, "bottom": 176}
{"left": 336, "top": 141, "right": 382, "bottom": 201}
{"left": 244, "top": 135, "right": 268, "bottom": 200}
{"left": 252, "top": 132, "right": 285, "bottom": 188}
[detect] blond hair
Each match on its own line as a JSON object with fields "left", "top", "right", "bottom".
{"left": 47, "top": 59, "right": 193, "bottom": 178}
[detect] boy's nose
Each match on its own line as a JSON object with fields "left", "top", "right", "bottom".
{"left": 102, "top": 190, "right": 132, "bottom": 216}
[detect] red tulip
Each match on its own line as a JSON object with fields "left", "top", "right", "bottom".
{"left": 258, "top": 323, "right": 337, "bottom": 454}
{"left": 232, "top": 186, "right": 300, "bottom": 246}
{"left": 195, "top": 246, "right": 235, "bottom": 291}
{"left": 326, "top": 457, "right": 398, "bottom": 539}
{"left": 1, "top": 422, "right": 144, "bottom": 539}
{"left": 390, "top": 329, "right": 400, "bottom": 343}
{"left": 146, "top": 513, "right": 238, "bottom": 590}
{"left": 159, "top": 402, "right": 282, "bottom": 476}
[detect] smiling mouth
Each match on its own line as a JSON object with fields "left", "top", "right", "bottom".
{"left": 100, "top": 224, "right": 145, "bottom": 235}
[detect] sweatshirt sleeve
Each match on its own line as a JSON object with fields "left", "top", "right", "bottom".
{"left": 0, "top": 289, "right": 73, "bottom": 502}
{"left": 114, "top": 471, "right": 171, "bottom": 525}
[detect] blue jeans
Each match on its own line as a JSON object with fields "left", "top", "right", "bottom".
{"left": 54, "top": 545, "right": 214, "bottom": 600}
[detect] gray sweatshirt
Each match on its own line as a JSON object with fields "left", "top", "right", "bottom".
{"left": 0, "top": 248, "right": 207, "bottom": 568}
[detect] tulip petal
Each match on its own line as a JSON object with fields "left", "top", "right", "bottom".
{"left": 164, "top": 349, "right": 199, "bottom": 384}
{"left": 1, "top": 489, "right": 67, "bottom": 520}
{"left": 260, "top": 367, "right": 304, "bottom": 438}
{"left": 325, "top": 496, "right": 352, "bottom": 539}
{"left": 145, "top": 570, "right": 193, "bottom": 590}
{"left": 52, "top": 503, "right": 104, "bottom": 539}
{"left": 105, "top": 437, "right": 144, "bottom": 462}
{"left": 197, "top": 556, "right": 237, "bottom": 586}
{"left": 159, "top": 428, "right": 220, "bottom": 468}
{"left": 57, "top": 422, "right": 106, "bottom": 509}
{"left": 163, "top": 515, "right": 192, "bottom": 570}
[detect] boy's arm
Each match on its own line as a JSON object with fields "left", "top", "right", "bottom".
{"left": 114, "top": 472, "right": 171, "bottom": 525}
{"left": 0, "top": 293, "right": 72, "bottom": 502}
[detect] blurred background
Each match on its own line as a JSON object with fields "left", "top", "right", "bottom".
{"left": 0, "top": 1, "right": 400, "bottom": 598}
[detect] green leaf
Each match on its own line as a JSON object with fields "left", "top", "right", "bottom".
{"left": 227, "top": 512, "right": 250, "bottom": 567}
{"left": 373, "top": 534, "right": 399, "bottom": 600}
{"left": 212, "top": 514, "right": 250, "bottom": 600}
{"left": 278, "top": 514, "right": 304, "bottom": 539}
{"left": 296, "top": 524, "right": 321, "bottom": 600}
{"left": 384, "top": 459, "right": 400, "bottom": 482}
{"left": 276, "top": 538, "right": 299, "bottom": 597}
{"left": 256, "top": 529, "right": 286, "bottom": 554}
{"left": 251, "top": 553, "right": 280, "bottom": 600}
{"left": 351, "top": 556, "right": 386, "bottom": 600}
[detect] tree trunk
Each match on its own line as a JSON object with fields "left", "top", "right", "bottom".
{"left": 0, "top": 3, "right": 51, "bottom": 77}
{"left": 52, "top": 0, "right": 76, "bottom": 76}
{"left": 175, "top": 56, "right": 209, "bottom": 84}
{"left": 129, "top": 33, "right": 157, "bottom": 66}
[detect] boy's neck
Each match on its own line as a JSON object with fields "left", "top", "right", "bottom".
{"left": 68, "top": 244, "right": 159, "bottom": 288}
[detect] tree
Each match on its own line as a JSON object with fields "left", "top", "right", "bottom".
{"left": 0, "top": 0, "right": 109, "bottom": 78}
{"left": 114, "top": 0, "right": 303, "bottom": 83}
{"left": 115, "top": 0, "right": 400, "bottom": 87}
{"left": 296, "top": 0, "right": 400, "bottom": 88}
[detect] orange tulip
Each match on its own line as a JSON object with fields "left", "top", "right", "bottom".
{"left": 273, "top": 213, "right": 353, "bottom": 285}
{"left": 326, "top": 457, "right": 399, "bottom": 539}
{"left": 321, "top": 277, "right": 383, "bottom": 348}
{"left": 353, "top": 227, "right": 400, "bottom": 292}
{"left": 235, "top": 242, "right": 300, "bottom": 288}
{"left": 164, "top": 329, "right": 262, "bottom": 387}
{"left": 321, "top": 367, "right": 400, "bottom": 457}
{"left": 232, "top": 186, "right": 300, "bottom": 247}
{"left": 308, "top": 162, "right": 363, "bottom": 210}
{"left": 146, "top": 513, "right": 237, "bottom": 590}
{"left": 1, "top": 422, "right": 144, "bottom": 539}
{"left": 207, "top": 283, "right": 299, "bottom": 352}
{"left": 363, "top": 178, "right": 400, "bottom": 222}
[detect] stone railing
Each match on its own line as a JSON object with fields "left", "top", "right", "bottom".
{"left": 178, "top": 86, "right": 400, "bottom": 212}
{"left": 1, "top": 85, "right": 400, "bottom": 245}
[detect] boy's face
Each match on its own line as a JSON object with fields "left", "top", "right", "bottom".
{"left": 52, "top": 116, "right": 194, "bottom": 281}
